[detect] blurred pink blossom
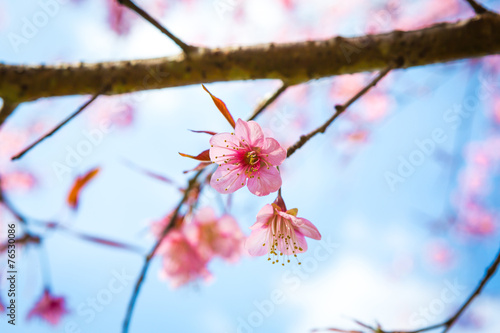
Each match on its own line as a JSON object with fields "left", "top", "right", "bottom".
{"left": 425, "top": 240, "right": 455, "bottom": 270}
{"left": 343, "top": 129, "right": 370, "bottom": 144}
{"left": 0, "top": 171, "right": 36, "bottom": 192}
{"left": 87, "top": 97, "right": 135, "bottom": 129}
{"left": 492, "top": 98, "right": 500, "bottom": 124}
{"left": 106, "top": 0, "right": 134, "bottom": 35}
{"left": 210, "top": 119, "right": 286, "bottom": 196}
{"left": 186, "top": 207, "right": 245, "bottom": 262}
{"left": 458, "top": 202, "right": 496, "bottom": 236}
{"left": 329, "top": 74, "right": 366, "bottom": 102}
{"left": 359, "top": 93, "right": 392, "bottom": 122}
{"left": 27, "top": 290, "right": 69, "bottom": 326}
{"left": 458, "top": 166, "right": 489, "bottom": 196}
{"left": 0, "top": 130, "right": 29, "bottom": 166}
{"left": 158, "top": 229, "right": 212, "bottom": 288}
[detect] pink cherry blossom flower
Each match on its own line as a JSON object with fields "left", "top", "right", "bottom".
{"left": 0, "top": 171, "right": 36, "bottom": 192}
{"left": 245, "top": 196, "right": 321, "bottom": 265}
{"left": 27, "top": 290, "right": 69, "bottom": 326}
{"left": 151, "top": 212, "right": 211, "bottom": 287}
{"left": 106, "top": 0, "right": 133, "bottom": 35}
{"left": 186, "top": 207, "right": 245, "bottom": 262}
{"left": 0, "top": 297, "right": 4, "bottom": 313}
{"left": 209, "top": 119, "right": 286, "bottom": 196}
{"left": 158, "top": 229, "right": 212, "bottom": 288}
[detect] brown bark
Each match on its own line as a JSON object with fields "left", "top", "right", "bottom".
{"left": 1, "top": 13, "right": 499, "bottom": 103}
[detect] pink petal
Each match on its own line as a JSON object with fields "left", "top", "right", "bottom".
{"left": 295, "top": 232, "right": 308, "bottom": 253}
{"left": 278, "top": 228, "right": 307, "bottom": 255}
{"left": 247, "top": 166, "right": 282, "bottom": 196}
{"left": 261, "top": 138, "right": 286, "bottom": 166}
{"left": 209, "top": 133, "right": 240, "bottom": 164}
{"left": 250, "top": 204, "right": 275, "bottom": 230}
{"left": 235, "top": 119, "right": 264, "bottom": 147}
{"left": 218, "top": 215, "right": 242, "bottom": 235}
{"left": 245, "top": 227, "right": 269, "bottom": 256}
{"left": 194, "top": 207, "right": 217, "bottom": 224}
{"left": 210, "top": 164, "right": 247, "bottom": 194}
{"left": 295, "top": 218, "right": 322, "bottom": 240}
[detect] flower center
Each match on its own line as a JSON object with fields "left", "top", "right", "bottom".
{"left": 264, "top": 215, "right": 303, "bottom": 266}
{"left": 244, "top": 150, "right": 260, "bottom": 166}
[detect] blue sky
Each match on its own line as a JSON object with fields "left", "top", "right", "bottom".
{"left": 1, "top": 0, "right": 500, "bottom": 333}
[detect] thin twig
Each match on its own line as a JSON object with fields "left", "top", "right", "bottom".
{"left": 248, "top": 82, "right": 289, "bottom": 121}
{"left": 441, "top": 246, "right": 500, "bottom": 332}
{"left": 463, "top": 0, "right": 491, "bottom": 14}
{"left": 122, "top": 169, "right": 203, "bottom": 333}
{"left": 51, "top": 223, "right": 145, "bottom": 254}
{"left": 286, "top": 63, "right": 395, "bottom": 158}
{"left": 11, "top": 90, "right": 104, "bottom": 161}
{"left": 117, "top": 0, "right": 196, "bottom": 54}
{"left": 0, "top": 99, "right": 19, "bottom": 127}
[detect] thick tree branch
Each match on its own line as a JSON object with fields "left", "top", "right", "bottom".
{"left": 1, "top": 13, "right": 500, "bottom": 103}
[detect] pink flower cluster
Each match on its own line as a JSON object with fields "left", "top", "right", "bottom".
{"left": 27, "top": 290, "right": 69, "bottom": 326}
{"left": 179, "top": 86, "right": 323, "bottom": 265}
{"left": 152, "top": 207, "right": 245, "bottom": 287}
{"left": 453, "top": 136, "right": 500, "bottom": 236}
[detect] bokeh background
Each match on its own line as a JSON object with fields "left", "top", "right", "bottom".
{"left": 1, "top": 0, "right": 500, "bottom": 332}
